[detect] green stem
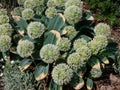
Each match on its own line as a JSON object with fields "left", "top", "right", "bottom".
{"left": 60, "top": 86, "right": 62, "bottom": 90}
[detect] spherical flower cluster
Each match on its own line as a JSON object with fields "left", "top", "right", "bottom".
{"left": 0, "top": 15, "right": 9, "bottom": 24}
{"left": 56, "top": 38, "right": 71, "bottom": 51}
{"left": 90, "top": 68, "right": 102, "bottom": 78}
{"left": 0, "top": 35, "right": 11, "bottom": 52}
{"left": 52, "top": 63, "right": 73, "bottom": 85}
{"left": 73, "top": 38, "right": 87, "bottom": 50}
{"left": 47, "top": 0, "right": 56, "bottom": 7}
{"left": 17, "top": 0, "right": 26, "bottom": 5}
{"left": 0, "top": 23, "right": 13, "bottom": 36}
{"left": 67, "top": 53, "right": 86, "bottom": 70}
{"left": 54, "top": 0, "right": 67, "bottom": 7}
{"left": 94, "top": 35, "right": 108, "bottom": 49}
{"left": 94, "top": 23, "right": 111, "bottom": 38}
{"left": 34, "top": 0, "right": 44, "bottom": 6}
{"left": 40, "top": 44, "right": 60, "bottom": 63}
{"left": 64, "top": 5, "right": 82, "bottom": 24}
{"left": 0, "top": 9, "right": 7, "bottom": 15}
{"left": 63, "top": 26, "right": 77, "bottom": 40}
{"left": 22, "top": 8, "right": 34, "bottom": 20}
{"left": 65, "top": 0, "right": 81, "bottom": 9}
{"left": 12, "top": 7, "right": 24, "bottom": 16}
{"left": 88, "top": 35, "right": 108, "bottom": 55}
{"left": 76, "top": 46, "right": 91, "bottom": 60}
{"left": 45, "top": 7, "right": 57, "bottom": 18}
{"left": 24, "top": 0, "right": 36, "bottom": 9}
{"left": 27, "top": 22, "right": 45, "bottom": 39}
{"left": 17, "top": 40, "right": 34, "bottom": 57}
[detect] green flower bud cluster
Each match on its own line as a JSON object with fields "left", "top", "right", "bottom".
{"left": 0, "top": 15, "right": 9, "bottom": 24}
{"left": 53, "top": 0, "right": 67, "bottom": 7}
{"left": 56, "top": 37, "right": 71, "bottom": 51}
{"left": 88, "top": 35, "right": 108, "bottom": 55}
{"left": 12, "top": 7, "right": 24, "bottom": 16}
{"left": 45, "top": 7, "right": 57, "bottom": 18}
{"left": 22, "top": 8, "right": 34, "bottom": 20}
{"left": 94, "top": 23, "right": 111, "bottom": 38}
{"left": 65, "top": 0, "right": 82, "bottom": 9}
{"left": 17, "top": 40, "right": 34, "bottom": 57}
{"left": 76, "top": 46, "right": 91, "bottom": 60}
{"left": 0, "top": 9, "right": 7, "bottom": 15}
{"left": 27, "top": 22, "right": 45, "bottom": 39}
{"left": 40, "top": 44, "right": 60, "bottom": 63}
{"left": 34, "top": 0, "right": 44, "bottom": 6}
{"left": 47, "top": 0, "right": 56, "bottom": 7}
{"left": 67, "top": 53, "right": 86, "bottom": 70}
{"left": 24, "top": 0, "right": 36, "bottom": 9}
{"left": 73, "top": 38, "right": 87, "bottom": 50}
{"left": 0, "top": 35, "right": 11, "bottom": 52}
{"left": 52, "top": 63, "right": 73, "bottom": 85}
{"left": 63, "top": 26, "right": 78, "bottom": 40}
{"left": 4, "top": 65, "right": 34, "bottom": 90}
{"left": 90, "top": 68, "right": 102, "bottom": 78}
{"left": 0, "top": 23, "right": 13, "bottom": 36}
{"left": 64, "top": 5, "right": 82, "bottom": 24}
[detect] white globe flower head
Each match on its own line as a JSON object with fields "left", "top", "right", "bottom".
{"left": 76, "top": 46, "right": 91, "bottom": 60}
{"left": 0, "top": 15, "right": 9, "bottom": 24}
{"left": 0, "top": 9, "right": 7, "bottom": 15}
{"left": 64, "top": 5, "right": 82, "bottom": 24}
{"left": 56, "top": 37, "right": 71, "bottom": 51}
{"left": 65, "top": 0, "right": 82, "bottom": 9}
{"left": 34, "top": 0, "right": 44, "bottom": 6}
{"left": 94, "top": 23, "right": 111, "bottom": 38}
{"left": 90, "top": 68, "right": 102, "bottom": 78}
{"left": 67, "top": 53, "right": 87, "bottom": 70}
{"left": 27, "top": 22, "right": 45, "bottom": 39}
{"left": 52, "top": 63, "right": 73, "bottom": 85}
{"left": 22, "top": 8, "right": 34, "bottom": 20}
{"left": 73, "top": 38, "right": 87, "bottom": 50}
{"left": 0, "top": 35, "right": 11, "bottom": 52}
{"left": 53, "top": 0, "right": 67, "bottom": 7}
{"left": 24, "top": 0, "right": 36, "bottom": 9}
{"left": 47, "top": 0, "right": 56, "bottom": 7}
{"left": 12, "top": 7, "right": 24, "bottom": 16}
{"left": 40, "top": 44, "right": 60, "bottom": 63}
{"left": 0, "top": 23, "right": 13, "bottom": 36}
{"left": 17, "top": 40, "right": 34, "bottom": 58}
{"left": 94, "top": 35, "right": 108, "bottom": 49}
{"left": 63, "top": 26, "right": 78, "bottom": 40}
{"left": 45, "top": 7, "right": 57, "bottom": 18}
{"left": 88, "top": 35, "right": 108, "bottom": 55}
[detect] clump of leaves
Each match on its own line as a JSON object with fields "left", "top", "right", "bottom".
{"left": 0, "top": 0, "right": 118, "bottom": 90}
{"left": 85, "top": 0, "right": 120, "bottom": 26}
{"left": 3, "top": 63, "right": 35, "bottom": 90}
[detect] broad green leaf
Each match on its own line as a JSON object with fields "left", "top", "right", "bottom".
{"left": 49, "top": 79, "right": 62, "bottom": 90}
{"left": 15, "top": 18, "right": 28, "bottom": 32}
{"left": 83, "top": 12, "right": 94, "bottom": 20}
{"left": 99, "top": 55, "right": 109, "bottom": 64}
{"left": 86, "top": 78, "right": 93, "bottom": 90}
{"left": 88, "top": 56, "right": 100, "bottom": 69}
{"left": 19, "top": 59, "right": 32, "bottom": 72}
{"left": 2, "top": 52, "right": 10, "bottom": 62}
{"left": 34, "top": 63, "right": 49, "bottom": 81}
{"left": 80, "top": 35, "right": 92, "bottom": 42}
{"left": 70, "top": 74, "right": 84, "bottom": 90}
{"left": 43, "top": 32, "right": 58, "bottom": 45}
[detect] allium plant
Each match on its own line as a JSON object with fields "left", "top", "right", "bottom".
{"left": 0, "top": 0, "right": 117, "bottom": 90}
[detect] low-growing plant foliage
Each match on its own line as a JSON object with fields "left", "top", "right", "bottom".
{"left": 0, "top": 0, "right": 118, "bottom": 90}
